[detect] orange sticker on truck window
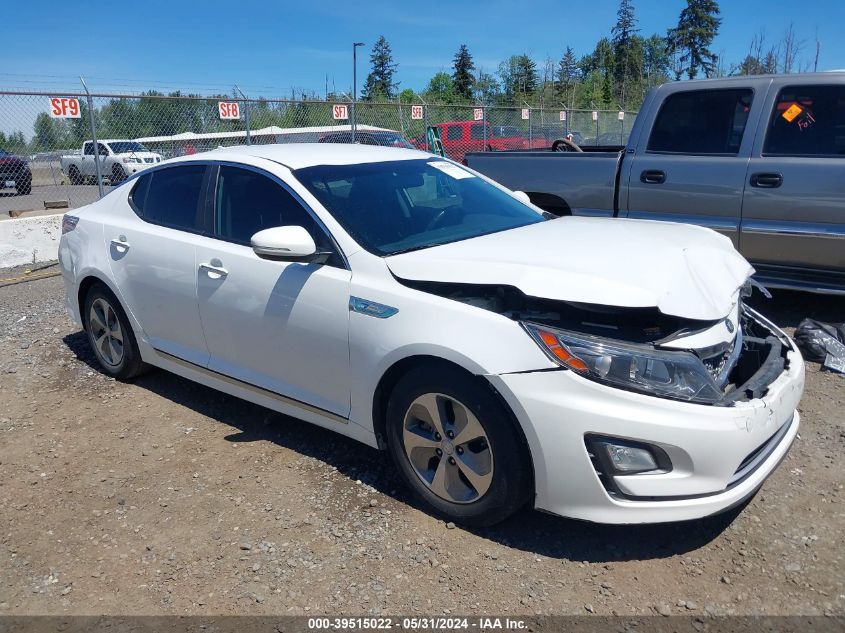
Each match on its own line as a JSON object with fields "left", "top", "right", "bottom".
{"left": 782, "top": 103, "right": 802, "bottom": 122}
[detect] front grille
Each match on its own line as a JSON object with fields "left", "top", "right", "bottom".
{"left": 144, "top": 157, "right": 155, "bottom": 163}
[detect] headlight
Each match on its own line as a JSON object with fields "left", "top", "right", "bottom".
{"left": 122, "top": 157, "right": 141, "bottom": 163}
{"left": 523, "top": 323, "right": 724, "bottom": 404}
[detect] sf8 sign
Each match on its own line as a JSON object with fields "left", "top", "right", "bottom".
{"left": 218, "top": 101, "right": 241, "bottom": 120}
{"left": 49, "top": 97, "right": 81, "bottom": 118}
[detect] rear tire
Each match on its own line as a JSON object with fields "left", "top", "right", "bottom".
{"left": 68, "top": 166, "right": 82, "bottom": 186}
{"left": 83, "top": 283, "right": 148, "bottom": 380}
{"left": 386, "top": 363, "right": 533, "bottom": 527}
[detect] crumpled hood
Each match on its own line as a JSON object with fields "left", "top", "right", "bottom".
{"left": 386, "top": 217, "right": 754, "bottom": 321}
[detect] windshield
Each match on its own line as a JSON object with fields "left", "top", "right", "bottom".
{"left": 108, "top": 142, "right": 148, "bottom": 153}
{"left": 294, "top": 159, "right": 545, "bottom": 256}
{"left": 373, "top": 133, "right": 415, "bottom": 149}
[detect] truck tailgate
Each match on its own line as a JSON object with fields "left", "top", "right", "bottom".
{"left": 465, "top": 150, "right": 623, "bottom": 217}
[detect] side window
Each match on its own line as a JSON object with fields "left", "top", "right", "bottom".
{"left": 131, "top": 165, "right": 206, "bottom": 231}
{"left": 97, "top": 143, "right": 109, "bottom": 156}
{"left": 764, "top": 84, "right": 845, "bottom": 157}
{"left": 129, "top": 172, "right": 152, "bottom": 217}
{"left": 470, "top": 124, "right": 486, "bottom": 140}
{"left": 445, "top": 125, "right": 463, "bottom": 141}
{"left": 83, "top": 142, "right": 94, "bottom": 155}
{"left": 647, "top": 88, "right": 754, "bottom": 155}
{"left": 214, "top": 166, "right": 337, "bottom": 260}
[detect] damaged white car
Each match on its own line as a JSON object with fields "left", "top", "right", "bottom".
{"left": 58, "top": 145, "right": 805, "bottom": 526}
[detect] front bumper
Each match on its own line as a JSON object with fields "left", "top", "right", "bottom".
{"left": 489, "top": 321, "right": 805, "bottom": 524}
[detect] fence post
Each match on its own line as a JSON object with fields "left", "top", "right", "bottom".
{"left": 235, "top": 86, "right": 251, "bottom": 145}
{"left": 80, "top": 77, "right": 104, "bottom": 198}
{"left": 482, "top": 106, "right": 487, "bottom": 151}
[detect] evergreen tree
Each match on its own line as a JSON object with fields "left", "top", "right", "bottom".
{"left": 556, "top": 47, "right": 578, "bottom": 104}
{"left": 498, "top": 54, "right": 538, "bottom": 100}
{"left": 452, "top": 44, "right": 475, "bottom": 101}
{"left": 611, "top": 0, "right": 641, "bottom": 103}
{"left": 362, "top": 36, "right": 399, "bottom": 100}
{"left": 667, "top": 0, "right": 722, "bottom": 79}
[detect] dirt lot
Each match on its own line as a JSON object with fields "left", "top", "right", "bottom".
{"left": 0, "top": 264, "right": 842, "bottom": 617}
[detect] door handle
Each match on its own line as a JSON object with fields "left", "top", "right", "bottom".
{"left": 110, "top": 236, "right": 130, "bottom": 250}
{"left": 199, "top": 261, "right": 228, "bottom": 278}
{"left": 750, "top": 172, "right": 783, "bottom": 188}
{"left": 640, "top": 169, "right": 666, "bottom": 184}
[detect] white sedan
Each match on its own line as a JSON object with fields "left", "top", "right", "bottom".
{"left": 58, "top": 144, "right": 805, "bottom": 526}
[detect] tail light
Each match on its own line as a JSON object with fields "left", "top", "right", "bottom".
{"left": 61, "top": 215, "right": 79, "bottom": 234}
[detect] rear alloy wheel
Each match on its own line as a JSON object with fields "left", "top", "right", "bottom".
{"left": 386, "top": 364, "right": 532, "bottom": 526}
{"left": 83, "top": 283, "right": 147, "bottom": 380}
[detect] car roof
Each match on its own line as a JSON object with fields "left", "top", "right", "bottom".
{"left": 177, "top": 143, "right": 431, "bottom": 170}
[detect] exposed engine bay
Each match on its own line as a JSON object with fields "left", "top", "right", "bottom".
{"left": 401, "top": 278, "right": 791, "bottom": 405}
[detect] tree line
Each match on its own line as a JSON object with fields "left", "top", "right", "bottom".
{"left": 1, "top": 0, "right": 826, "bottom": 155}
{"left": 358, "top": 0, "right": 822, "bottom": 110}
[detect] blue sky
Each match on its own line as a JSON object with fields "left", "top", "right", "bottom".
{"left": 4, "top": 0, "right": 844, "bottom": 97}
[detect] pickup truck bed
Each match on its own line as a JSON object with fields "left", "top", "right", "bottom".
{"left": 466, "top": 73, "right": 845, "bottom": 295}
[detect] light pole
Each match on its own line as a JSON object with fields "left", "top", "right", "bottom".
{"left": 352, "top": 41, "right": 364, "bottom": 142}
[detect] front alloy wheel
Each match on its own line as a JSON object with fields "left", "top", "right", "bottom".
{"left": 386, "top": 363, "right": 532, "bottom": 526}
{"left": 403, "top": 393, "right": 494, "bottom": 503}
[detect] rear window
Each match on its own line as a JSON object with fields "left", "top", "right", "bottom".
{"left": 647, "top": 88, "right": 753, "bottom": 155}
{"left": 763, "top": 84, "right": 845, "bottom": 157}
{"left": 129, "top": 165, "right": 206, "bottom": 232}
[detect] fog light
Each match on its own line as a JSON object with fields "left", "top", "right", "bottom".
{"left": 602, "top": 443, "right": 657, "bottom": 473}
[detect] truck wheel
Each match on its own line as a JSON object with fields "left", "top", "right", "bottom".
{"left": 111, "top": 164, "right": 126, "bottom": 184}
{"left": 17, "top": 180, "right": 32, "bottom": 196}
{"left": 68, "top": 166, "right": 82, "bottom": 185}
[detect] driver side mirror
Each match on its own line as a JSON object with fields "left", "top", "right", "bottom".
{"left": 251, "top": 225, "right": 330, "bottom": 264}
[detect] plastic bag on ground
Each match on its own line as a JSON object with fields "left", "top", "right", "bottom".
{"left": 793, "top": 318, "right": 845, "bottom": 375}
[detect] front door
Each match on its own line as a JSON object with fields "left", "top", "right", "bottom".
{"left": 622, "top": 87, "right": 758, "bottom": 247}
{"left": 740, "top": 82, "right": 845, "bottom": 278}
{"left": 195, "top": 165, "right": 352, "bottom": 417}
{"left": 106, "top": 163, "right": 211, "bottom": 366}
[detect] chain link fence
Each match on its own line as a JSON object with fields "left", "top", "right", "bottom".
{"left": 0, "top": 90, "right": 636, "bottom": 214}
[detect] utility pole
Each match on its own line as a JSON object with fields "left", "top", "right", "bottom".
{"left": 352, "top": 42, "right": 364, "bottom": 143}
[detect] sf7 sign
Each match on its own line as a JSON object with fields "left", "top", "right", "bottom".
{"left": 333, "top": 104, "right": 349, "bottom": 120}
{"left": 49, "top": 97, "right": 81, "bottom": 118}
{"left": 218, "top": 101, "right": 241, "bottom": 120}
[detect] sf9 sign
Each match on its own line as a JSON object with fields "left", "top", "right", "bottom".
{"left": 49, "top": 97, "right": 81, "bottom": 118}
{"left": 218, "top": 101, "right": 241, "bottom": 120}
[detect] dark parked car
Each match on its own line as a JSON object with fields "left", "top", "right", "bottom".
{"left": 318, "top": 130, "right": 415, "bottom": 149}
{"left": 0, "top": 149, "right": 32, "bottom": 196}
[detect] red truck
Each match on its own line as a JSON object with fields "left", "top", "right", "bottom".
{"left": 412, "top": 121, "right": 538, "bottom": 162}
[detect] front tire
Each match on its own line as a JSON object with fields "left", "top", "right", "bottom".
{"left": 111, "top": 164, "right": 126, "bottom": 184}
{"left": 386, "top": 364, "right": 533, "bottom": 526}
{"left": 68, "top": 166, "right": 82, "bottom": 185}
{"left": 83, "top": 283, "right": 147, "bottom": 380}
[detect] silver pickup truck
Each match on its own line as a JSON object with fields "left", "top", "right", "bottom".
{"left": 466, "top": 73, "right": 845, "bottom": 294}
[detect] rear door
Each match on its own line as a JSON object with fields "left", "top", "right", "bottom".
{"left": 740, "top": 82, "right": 845, "bottom": 280}
{"left": 106, "top": 163, "right": 212, "bottom": 365}
{"left": 622, "top": 86, "right": 760, "bottom": 247}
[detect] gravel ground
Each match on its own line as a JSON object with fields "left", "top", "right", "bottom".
{"left": 0, "top": 263, "right": 842, "bottom": 617}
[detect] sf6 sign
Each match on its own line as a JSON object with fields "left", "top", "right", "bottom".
{"left": 218, "top": 101, "right": 241, "bottom": 120}
{"left": 49, "top": 97, "right": 81, "bottom": 118}
{"left": 332, "top": 104, "right": 349, "bottom": 120}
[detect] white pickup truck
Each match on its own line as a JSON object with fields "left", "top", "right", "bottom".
{"left": 61, "top": 140, "right": 162, "bottom": 185}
